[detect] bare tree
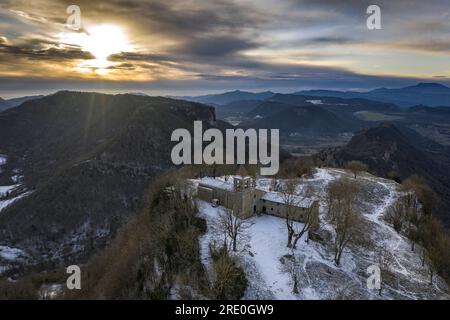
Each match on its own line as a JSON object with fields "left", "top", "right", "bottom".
{"left": 425, "top": 247, "right": 438, "bottom": 285}
{"left": 326, "top": 179, "right": 358, "bottom": 220}
{"left": 291, "top": 201, "right": 320, "bottom": 249}
{"left": 326, "top": 179, "right": 352, "bottom": 221}
{"left": 385, "top": 197, "right": 407, "bottom": 232}
{"left": 306, "top": 203, "right": 321, "bottom": 244}
{"left": 420, "top": 219, "right": 448, "bottom": 285}
{"left": 279, "top": 179, "right": 301, "bottom": 248}
{"left": 386, "top": 192, "right": 422, "bottom": 251}
{"left": 333, "top": 203, "right": 362, "bottom": 266}
{"left": 377, "top": 249, "right": 392, "bottom": 296}
{"left": 345, "top": 161, "right": 368, "bottom": 179}
{"left": 270, "top": 179, "right": 279, "bottom": 192}
{"left": 402, "top": 175, "right": 437, "bottom": 215}
{"left": 417, "top": 216, "right": 450, "bottom": 287}
{"left": 217, "top": 196, "right": 251, "bottom": 252}
{"left": 209, "top": 244, "right": 247, "bottom": 299}
{"left": 278, "top": 179, "right": 320, "bottom": 249}
{"left": 328, "top": 179, "right": 362, "bottom": 266}
{"left": 280, "top": 255, "right": 301, "bottom": 294}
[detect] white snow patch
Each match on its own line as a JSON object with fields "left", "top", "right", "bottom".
{"left": 260, "top": 191, "right": 315, "bottom": 207}
{"left": 0, "top": 246, "right": 26, "bottom": 261}
{"left": 0, "top": 191, "right": 31, "bottom": 213}
{"left": 199, "top": 177, "right": 234, "bottom": 191}
{"left": 0, "top": 184, "right": 21, "bottom": 197}
{"left": 246, "top": 215, "right": 299, "bottom": 299}
{"left": 11, "top": 175, "right": 24, "bottom": 183}
{"left": 306, "top": 100, "right": 323, "bottom": 105}
{"left": 0, "top": 155, "right": 6, "bottom": 174}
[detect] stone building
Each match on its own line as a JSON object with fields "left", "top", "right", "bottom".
{"left": 196, "top": 175, "right": 317, "bottom": 221}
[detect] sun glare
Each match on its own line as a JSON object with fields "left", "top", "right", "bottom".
{"left": 84, "top": 25, "right": 130, "bottom": 59}
{"left": 58, "top": 24, "right": 131, "bottom": 75}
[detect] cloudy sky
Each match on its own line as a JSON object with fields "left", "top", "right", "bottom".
{"left": 0, "top": 0, "right": 449, "bottom": 97}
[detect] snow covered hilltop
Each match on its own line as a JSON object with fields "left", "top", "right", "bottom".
{"left": 193, "top": 168, "right": 450, "bottom": 300}
{"left": 196, "top": 175, "right": 317, "bottom": 221}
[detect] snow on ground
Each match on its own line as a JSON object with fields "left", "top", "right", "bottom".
{"left": 0, "top": 155, "right": 30, "bottom": 213}
{"left": 39, "top": 284, "right": 64, "bottom": 300}
{"left": 0, "top": 155, "right": 6, "bottom": 167}
{"left": 196, "top": 168, "right": 450, "bottom": 300}
{"left": 0, "top": 191, "right": 31, "bottom": 213}
{"left": 0, "top": 246, "right": 26, "bottom": 261}
{"left": 11, "top": 175, "right": 24, "bottom": 183}
{"left": 0, "top": 184, "right": 21, "bottom": 197}
{"left": 306, "top": 100, "right": 323, "bottom": 105}
{"left": 246, "top": 215, "right": 297, "bottom": 299}
{"left": 0, "top": 155, "right": 31, "bottom": 274}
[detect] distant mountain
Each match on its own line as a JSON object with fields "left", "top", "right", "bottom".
{"left": 297, "top": 83, "right": 450, "bottom": 107}
{"left": 408, "top": 105, "right": 450, "bottom": 115}
{"left": 127, "top": 92, "right": 149, "bottom": 96}
{"left": 244, "top": 93, "right": 400, "bottom": 133}
{"left": 0, "top": 95, "right": 44, "bottom": 112}
{"left": 265, "top": 93, "right": 311, "bottom": 105}
{"left": 315, "top": 123, "right": 450, "bottom": 224}
{"left": 246, "top": 100, "right": 298, "bottom": 118}
{"left": 179, "top": 90, "right": 274, "bottom": 106}
{"left": 0, "top": 91, "right": 216, "bottom": 268}
{"left": 241, "top": 104, "right": 349, "bottom": 137}
{"left": 215, "top": 99, "right": 263, "bottom": 118}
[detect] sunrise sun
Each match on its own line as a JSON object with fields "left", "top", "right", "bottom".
{"left": 83, "top": 25, "right": 130, "bottom": 59}
{"left": 58, "top": 24, "right": 131, "bottom": 75}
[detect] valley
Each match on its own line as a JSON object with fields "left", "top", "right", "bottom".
{"left": 1, "top": 0, "right": 450, "bottom": 304}
{"left": 1, "top": 87, "right": 450, "bottom": 300}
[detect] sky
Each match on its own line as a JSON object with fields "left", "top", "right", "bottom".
{"left": 0, "top": 0, "right": 450, "bottom": 98}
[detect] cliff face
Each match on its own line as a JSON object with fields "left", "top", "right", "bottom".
{"left": 0, "top": 91, "right": 216, "bottom": 269}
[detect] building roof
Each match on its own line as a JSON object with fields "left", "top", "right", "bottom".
{"left": 261, "top": 191, "right": 315, "bottom": 208}
{"left": 199, "top": 177, "right": 234, "bottom": 191}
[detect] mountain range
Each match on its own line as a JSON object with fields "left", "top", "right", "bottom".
{"left": 175, "top": 90, "right": 274, "bottom": 106}
{"left": 296, "top": 83, "right": 450, "bottom": 108}
{"left": 0, "top": 95, "right": 44, "bottom": 112}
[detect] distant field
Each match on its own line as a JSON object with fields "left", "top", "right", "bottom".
{"left": 282, "top": 133, "right": 353, "bottom": 156}
{"left": 354, "top": 111, "right": 404, "bottom": 121}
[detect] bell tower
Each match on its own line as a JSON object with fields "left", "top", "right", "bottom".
{"left": 233, "top": 176, "right": 256, "bottom": 218}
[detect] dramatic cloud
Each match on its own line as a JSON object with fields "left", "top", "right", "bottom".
{"left": 0, "top": 0, "right": 449, "bottom": 96}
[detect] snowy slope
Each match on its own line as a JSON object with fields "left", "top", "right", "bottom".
{"left": 0, "top": 155, "right": 31, "bottom": 275}
{"left": 197, "top": 168, "right": 450, "bottom": 300}
{"left": 0, "top": 156, "right": 29, "bottom": 213}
